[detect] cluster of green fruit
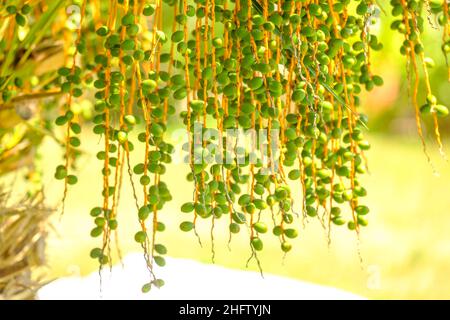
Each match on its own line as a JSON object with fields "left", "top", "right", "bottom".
{"left": 86, "top": 1, "right": 177, "bottom": 291}
{"left": 0, "top": 0, "right": 442, "bottom": 292}
{"left": 173, "top": 0, "right": 448, "bottom": 269}
{"left": 176, "top": 0, "right": 378, "bottom": 263}
{"left": 390, "top": 0, "right": 448, "bottom": 158}
{"left": 5, "top": 4, "right": 31, "bottom": 27}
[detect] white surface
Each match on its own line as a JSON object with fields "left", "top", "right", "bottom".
{"left": 38, "top": 254, "right": 364, "bottom": 300}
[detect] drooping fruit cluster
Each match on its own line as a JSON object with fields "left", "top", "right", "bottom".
{"left": 0, "top": 0, "right": 448, "bottom": 292}
{"left": 390, "top": 0, "right": 449, "bottom": 164}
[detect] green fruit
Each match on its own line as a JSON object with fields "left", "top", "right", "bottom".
{"left": 212, "top": 37, "right": 223, "bottom": 47}
{"left": 124, "top": 115, "right": 136, "bottom": 126}
{"left": 355, "top": 205, "right": 369, "bottom": 215}
{"left": 288, "top": 169, "right": 301, "bottom": 180}
{"left": 251, "top": 237, "right": 263, "bottom": 251}
{"left": 424, "top": 57, "right": 435, "bottom": 68}
{"left": 149, "top": 151, "right": 161, "bottom": 162}
{"left": 140, "top": 175, "right": 151, "bottom": 185}
{"left": 90, "top": 248, "right": 103, "bottom": 259}
{"left": 142, "top": 79, "right": 157, "bottom": 92}
{"left": 99, "top": 255, "right": 109, "bottom": 265}
{"left": 15, "top": 14, "right": 26, "bottom": 26}
{"left": 155, "top": 244, "right": 167, "bottom": 255}
{"left": 434, "top": 105, "right": 449, "bottom": 117}
{"left": 133, "top": 163, "right": 145, "bottom": 174}
{"left": 152, "top": 279, "right": 165, "bottom": 288}
{"left": 96, "top": 26, "right": 109, "bottom": 36}
{"left": 155, "top": 30, "right": 167, "bottom": 43}
{"left": 306, "top": 206, "right": 317, "bottom": 217}
{"left": 151, "top": 123, "right": 164, "bottom": 137}
{"left": 358, "top": 216, "right": 368, "bottom": 226}
{"left": 142, "top": 283, "right": 152, "bottom": 293}
{"left": 372, "top": 75, "right": 383, "bottom": 86}
{"left": 336, "top": 166, "right": 350, "bottom": 177}
{"left": 427, "top": 94, "right": 437, "bottom": 105}
{"left": 232, "top": 212, "right": 246, "bottom": 224}
{"left": 202, "top": 67, "right": 213, "bottom": 80}
{"left": 173, "top": 88, "right": 187, "bottom": 100}
{"left": 213, "top": 207, "right": 222, "bottom": 217}
{"left": 143, "top": 4, "right": 155, "bottom": 16}
{"left": 281, "top": 242, "right": 292, "bottom": 252}
{"left": 109, "top": 219, "right": 118, "bottom": 230}
{"left": 61, "top": 82, "right": 71, "bottom": 93}
{"left": 55, "top": 116, "right": 68, "bottom": 126}
{"left": 121, "top": 13, "right": 135, "bottom": 26}
{"left": 332, "top": 216, "right": 346, "bottom": 226}
{"left": 134, "top": 231, "right": 147, "bottom": 243}
{"left": 156, "top": 222, "right": 166, "bottom": 232}
{"left": 347, "top": 221, "right": 356, "bottom": 230}
{"left": 54, "top": 165, "right": 67, "bottom": 180}
{"left": 285, "top": 128, "right": 297, "bottom": 141}
{"left": 254, "top": 199, "right": 267, "bottom": 210}
{"left": 331, "top": 207, "right": 341, "bottom": 216}
{"left": 272, "top": 226, "right": 283, "bottom": 236}
{"left": 90, "top": 227, "right": 103, "bottom": 237}
{"left": 138, "top": 206, "right": 151, "bottom": 220}
{"left": 171, "top": 30, "right": 184, "bottom": 43}
{"left": 154, "top": 256, "right": 166, "bottom": 267}
{"left": 69, "top": 137, "right": 80, "bottom": 147}
{"left": 121, "top": 39, "right": 135, "bottom": 50}
{"left": 420, "top": 103, "right": 431, "bottom": 114}
{"left": 127, "top": 24, "right": 140, "bottom": 37}
{"left": 181, "top": 202, "right": 195, "bottom": 213}
{"left": 6, "top": 6, "right": 17, "bottom": 14}
{"left": 356, "top": 2, "right": 368, "bottom": 15}
{"left": 190, "top": 100, "right": 204, "bottom": 112}
{"left": 284, "top": 228, "right": 298, "bottom": 239}
{"left": 94, "top": 217, "right": 105, "bottom": 227}
{"left": 275, "top": 187, "right": 288, "bottom": 200}
{"left": 180, "top": 221, "right": 194, "bottom": 232}
{"left": 253, "top": 222, "right": 268, "bottom": 234}
{"left": 229, "top": 223, "right": 240, "bottom": 233}
{"left": 249, "top": 77, "right": 264, "bottom": 90}
{"left": 268, "top": 81, "right": 283, "bottom": 94}
{"left": 132, "top": 49, "right": 144, "bottom": 61}
{"left": 70, "top": 123, "right": 81, "bottom": 134}
{"left": 292, "top": 89, "right": 306, "bottom": 102}
{"left": 66, "top": 175, "right": 78, "bottom": 185}
{"left": 238, "top": 194, "right": 251, "bottom": 206}
{"left": 317, "top": 169, "right": 331, "bottom": 179}
{"left": 117, "top": 131, "right": 128, "bottom": 143}
{"left": 90, "top": 207, "right": 102, "bottom": 217}
{"left": 320, "top": 101, "right": 333, "bottom": 112}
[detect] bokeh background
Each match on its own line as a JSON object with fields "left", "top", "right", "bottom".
{"left": 1, "top": 0, "right": 450, "bottom": 299}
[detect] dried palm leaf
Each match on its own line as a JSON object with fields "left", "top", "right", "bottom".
{"left": 0, "top": 190, "right": 52, "bottom": 300}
